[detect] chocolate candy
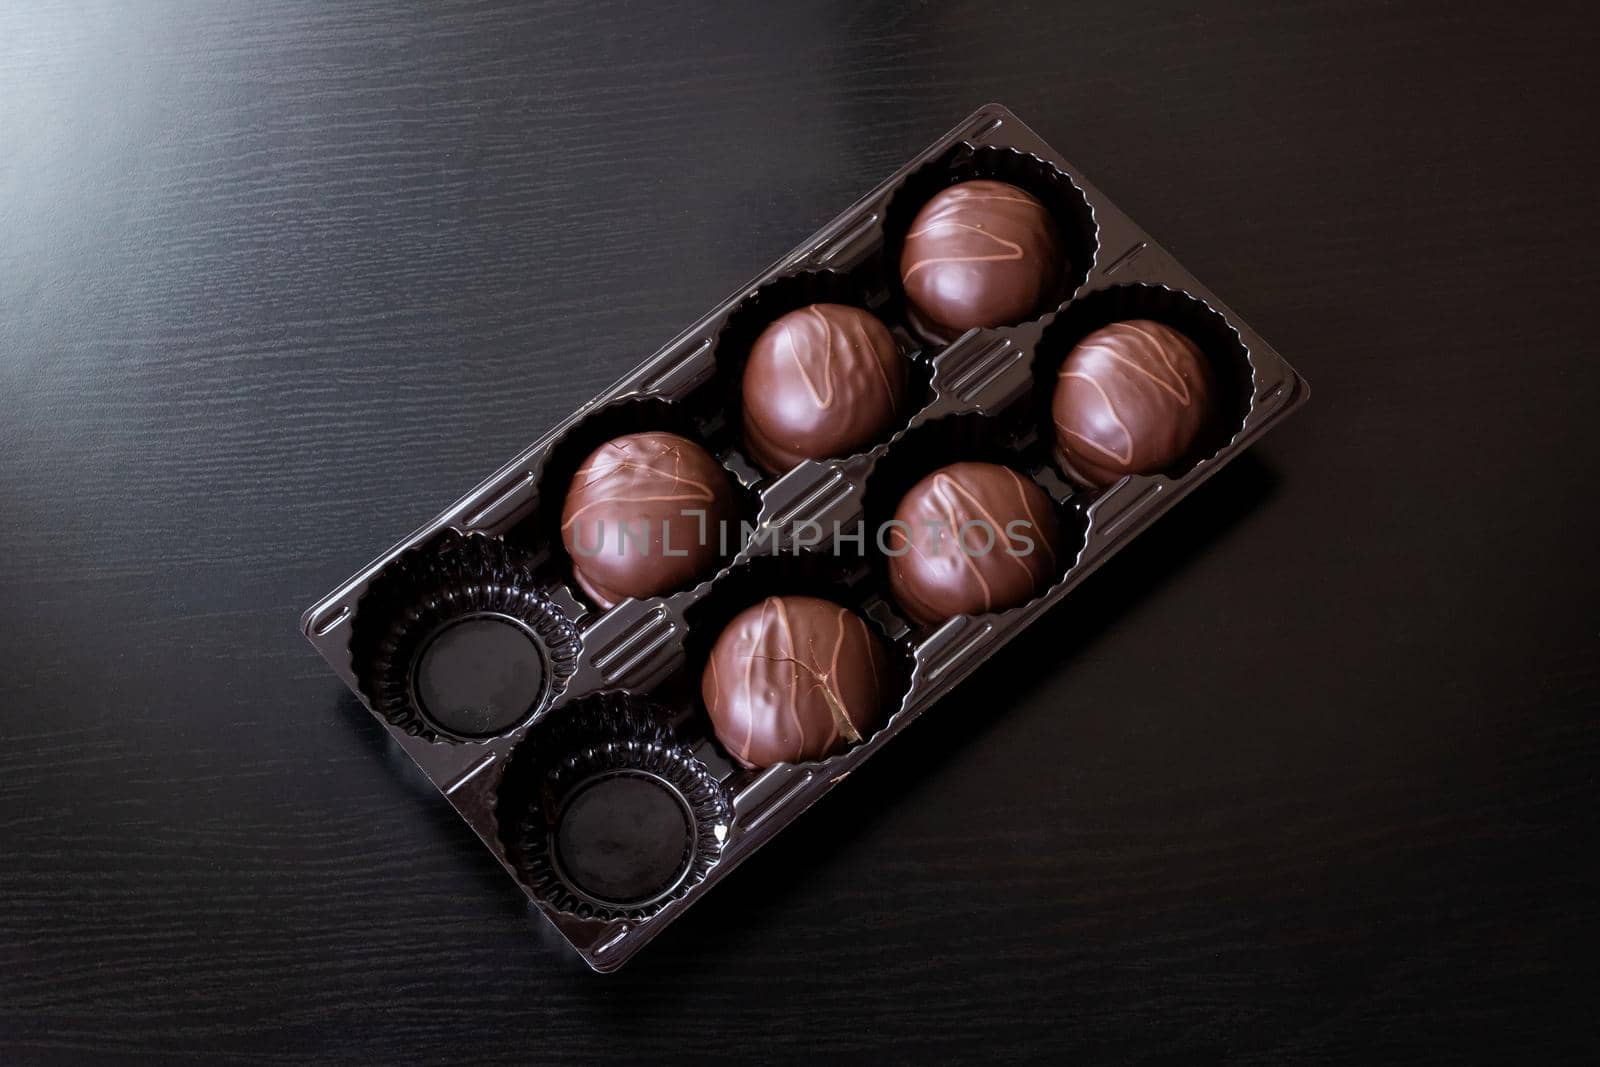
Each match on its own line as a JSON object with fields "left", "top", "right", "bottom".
{"left": 898, "top": 179, "right": 1063, "bottom": 339}
{"left": 559, "top": 431, "right": 739, "bottom": 608}
{"left": 701, "top": 595, "right": 891, "bottom": 768}
{"left": 1050, "top": 320, "right": 1217, "bottom": 488}
{"left": 886, "top": 461, "right": 1062, "bottom": 626}
{"left": 741, "top": 303, "right": 907, "bottom": 474}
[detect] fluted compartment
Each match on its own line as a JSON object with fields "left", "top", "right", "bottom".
{"left": 347, "top": 531, "right": 581, "bottom": 743}
{"left": 497, "top": 693, "right": 733, "bottom": 921}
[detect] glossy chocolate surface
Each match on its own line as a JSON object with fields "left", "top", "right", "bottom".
{"left": 1051, "top": 320, "right": 1217, "bottom": 488}
{"left": 741, "top": 303, "right": 907, "bottom": 473}
{"left": 701, "top": 595, "right": 892, "bottom": 769}
{"left": 559, "top": 431, "right": 739, "bottom": 608}
{"left": 898, "top": 179, "right": 1063, "bottom": 339}
{"left": 887, "top": 461, "right": 1063, "bottom": 626}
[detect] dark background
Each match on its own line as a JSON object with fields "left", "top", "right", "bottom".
{"left": 3, "top": 1, "right": 1597, "bottom": 1062}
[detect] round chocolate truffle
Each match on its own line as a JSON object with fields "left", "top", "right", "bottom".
{"left": 701, "top": 595, "right": 892, "bottom": 769}
{"left": 741, "top": 303, "right": 907, "bottom": 474}
{"left": 1050, "top": 320, "right": 1217, "bottom": 488}
{"left": 560, "top": 431, "right": 739, "bottom": 608}
{"left": 898, "top": 179, "right": 1063, "bottom": 339}
{"left": 886, "top": 461, "right": 1062, "bottom": 626}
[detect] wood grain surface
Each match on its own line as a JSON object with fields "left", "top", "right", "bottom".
{"left": 3, "top": 1, "right": 1598, "bottom": 1062}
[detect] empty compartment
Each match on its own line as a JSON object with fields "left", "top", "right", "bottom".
{"left": 348, "top": 531, "right": 581, "bottom": 742}
{"left": 496, "top": 692, "right": 733, "bottom": 921}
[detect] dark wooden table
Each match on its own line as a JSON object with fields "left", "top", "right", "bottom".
{"left": 4, "top": 2, "right": 1597, "bottom": 1061}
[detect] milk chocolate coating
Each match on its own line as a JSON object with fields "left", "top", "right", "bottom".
{"left": 701, "top": 595, "right": 891, "bottom": 769}
{"left": 887, "top": 461, "right": 1063, "bottom": 626}
{"left": 1050, "top": 320, "right": 1217, "bottom": 488}
{"left": 899, "top": 179, "right": 1063, "bottom": 339}
{"left": 741, "top": 303, "right": 907, "bottom": 474}
{"left": 560, "top": 431, "right": 739, "bottom": 608}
